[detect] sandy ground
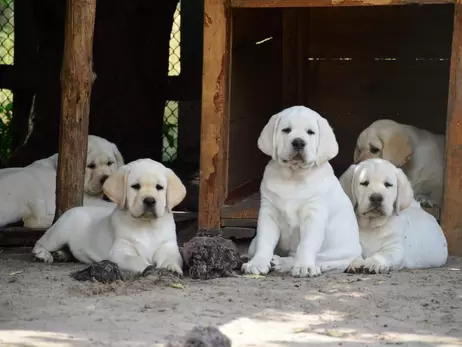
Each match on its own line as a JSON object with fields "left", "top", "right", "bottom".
{"left": 0, "top": 247, "right": 462, "bottom": 347}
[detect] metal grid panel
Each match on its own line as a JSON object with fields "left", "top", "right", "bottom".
{"left": 0, "top": 0, "right": 14, "bottom": 165}
{"left": 163, "top": 2, "right": 181, "bottom": 163}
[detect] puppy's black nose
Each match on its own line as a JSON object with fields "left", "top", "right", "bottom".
{"left": 143, "top": 197, "right": 156, "bottom": 207}
{"left": 291, "top": 138, "right": 306, "bottom": 150}
{"left": 369, "top": 193, "right": 383, "bottom": 206}
{"left": 100, "top": 175, "right": 109, "bottom": 185}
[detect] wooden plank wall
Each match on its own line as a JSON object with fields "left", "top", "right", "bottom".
{"left": 227, "top": 9, "right": 283, "bottom": 194}
{"left": 299, "top": 5, "right": 454, "bottom": 177}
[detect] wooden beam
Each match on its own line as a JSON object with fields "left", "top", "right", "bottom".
{"left": 54, "top": 0, "right": 96, "bottom": 221}
{"left": 442, "top": 4, "right": 462, "bottom": 257}
{"left": 198, "top": 0, "right": 231, "bottom": 231}
{"left": 231, "top": 0, "right": 453, "bottom": 8}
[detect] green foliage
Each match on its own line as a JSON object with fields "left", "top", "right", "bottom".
{"left": 0, "top": 101, "right": 12, "bottom": 166}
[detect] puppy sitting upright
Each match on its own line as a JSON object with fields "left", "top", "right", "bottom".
{"left": 32, "top": 159, "right": 186, "bottom": 275}
{"left": 339, "top": 158, "right": 448, "bottom": 274}
{"left": 242, "top": 106, "right": 362, "bottom": 278}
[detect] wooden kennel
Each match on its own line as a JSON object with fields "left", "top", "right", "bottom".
{"left": 199, "top": 0, "right": 462, "bottom": 256}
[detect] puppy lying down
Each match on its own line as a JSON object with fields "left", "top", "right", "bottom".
{"left": 32, "top": 159, "right": 186, "bottom": 275}
{"left": 0, "top": 135, "right": 124, "bottom": 228}
{"left": 339, "top": 158, "right": 448, "bottom": 274}
{"left": 354, "top": 119, "right": 445, "bottom": 207}
{"left": 242, "top": 105, "right": 362, "bottom": 277}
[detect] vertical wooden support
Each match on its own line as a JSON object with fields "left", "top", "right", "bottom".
{"left": 54, "top": 0, "right": 96, "bottom": 221}
{"left": 199, "top": 0, "right": 231, "bottom": 231}
{"left": 442, "top": 3, "right": 462, "bottom": 256}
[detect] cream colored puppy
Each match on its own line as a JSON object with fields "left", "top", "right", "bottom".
{"left": 0, "top": 135, "right": 123, "bottom": 228}
{"left": 242, "top": 106, "right": 362, "bottom": 277}
{"left": 339, "top": 158, "right": 448, "bottom": 274}
{"left": 32, "top": 159, "right": 186, "bottom": 275}
{"left": 354, "top": 119, "right": 445, "bottom": 207}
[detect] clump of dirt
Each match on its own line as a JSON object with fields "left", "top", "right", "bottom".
{"left": 181, "top": 234, "right": 242, "bottom": 280}
{"left": 167, "top": 326, "right": 232, "bottom": 347}
{"left": 70, "top": 260, "right": 124, "bottom": 283}
{"left": 68, "top": 263, "right": 185, "bottom": 297}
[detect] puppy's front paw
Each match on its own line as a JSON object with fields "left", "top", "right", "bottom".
{"left": 291, "top": 263, "right": 321, "bottom": 278}
{"left": 32, "top": 245, "right": 54, "bottom": 264}
{"left": 346, "top": 257, "right": 366, "bottom": 274}
{"left": 145, "top": 263, "right": 183, "bottom": 277}
{"left": 361, "top": 257, "right": 390, "bottom": 274}
{"left": 162, "top": 263, "right": 183, "bottom": 277}
{"left": 241, "top": 257, "right": 271, "bottom": 275}
{"left": 271, "top": 255, "right": 294, "bottom": 273}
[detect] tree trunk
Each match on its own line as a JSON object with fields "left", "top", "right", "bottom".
{"left": 54, "top": 0, "right": 96, "bottom": 221}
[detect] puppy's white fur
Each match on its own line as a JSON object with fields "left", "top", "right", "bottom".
{"left": 242, "top": 106, "right": 362, "bottom": 277}
{"left": 339, "top": 158, "right": 448, "bottom": 273}
{"left": 354, "top": 119, "right": 444, "bottom": 207}
{"left": 32, "top": 159, "right": 186, "bottom": 275}
{"left": 0, "top": 135, "right": 124, "bottom": 228}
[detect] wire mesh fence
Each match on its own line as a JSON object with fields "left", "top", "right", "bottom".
{"left": 0, "top": 0, "right": 14, "bottom": 165}
{"left": 163, "top": 2, "right": 181, "bottom": 163}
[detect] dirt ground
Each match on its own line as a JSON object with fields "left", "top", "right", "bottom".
{"left": 0, "top": 247, "right": 461, "bottom": 347}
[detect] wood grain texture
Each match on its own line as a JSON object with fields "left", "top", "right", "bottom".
{"left": 199, "top": 0, "right": 231, "bottom": 231}
{"left": 231, "top": 0, "right": 453, "bottom": 8}
{"left": 442, "top": 4, "right": 462, "bottom": 256}
{"left": 54, "top": 0, "right": 96, "bottom": 221}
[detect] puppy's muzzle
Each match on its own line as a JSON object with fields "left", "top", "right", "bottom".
{"left": 369, "top": 193, "right": 383, "bottom": 207}
{"left": 291, "top": 138, "right": 306, "bottom": 151}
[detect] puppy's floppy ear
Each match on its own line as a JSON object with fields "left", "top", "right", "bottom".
{"left": 316, "top": 116, "right": 339, "bottom": 166}
{"left": 258, "top": 113, "right": 282, "bottom": 160}
{"left": 380, "top": 130, "right": 412, "bottom": 167}
{"left": 339, "top": 165, "right": 358, "bottom": 208}
{"left": 394, "top": 168, "right": 413, "bottom": 214}
{"left": 166, "top": 168, "right": 187, "bottom": 212}
{"left": 103, "top": 167, "right": 128, "bottom": 208}
{"left": 112, "top": 144, "right": 124, "bottom": 168}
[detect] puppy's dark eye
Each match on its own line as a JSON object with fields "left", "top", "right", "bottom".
{"left": 282, "top": 127, "right": 291, "bottom": 134}
{"left": 156, "top": 184, "right": 164, "bottom": 191}
{"left": 360, "top": 181, "right": 369, "bottom": 187}
{"left": 107, "top": 161, "right": 114, "bottom": 166}
{"left": 384, "top": 182, "right": 393, "bottom": 188}
{"left": 131, "top": 183, "right": 141, "bottom": 190}
{"left": 307, "top": 129, "right": 315, "bottom": 135}
{"left": 370, "top": 146, "right": 380, "bottom": 154}
{"left": 87, "top": 163, "right": 96, "bottom": 169}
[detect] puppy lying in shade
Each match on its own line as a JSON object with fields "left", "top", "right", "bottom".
{"left": 32, "top": 159, "right": 186, "bottom": 275}
{"left": 242, "top": 105, "right": 362, "bottom": 277}
{"left": 354, "top": 119, "right": 445, "bottom": 207}
{"left": 339, "top": 158, "right": 448, "bottom": 274}
{"left": 0, "top": 135, "right": 124, "bottom": 228}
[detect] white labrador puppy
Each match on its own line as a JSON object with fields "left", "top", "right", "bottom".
{"left": 242, "top": 106, "right": 362, "bottom": 277}
{"left": 354, "top": 119, "right": 445, "bottom": 207}
{"left": 339, "top": 158, "right": 448, "bottom": 273}
{"left": 32, "top": 159, "right": 186, "bottom": 275}
{"left": 0, "top": 135, "right": 124, "bottom": 228}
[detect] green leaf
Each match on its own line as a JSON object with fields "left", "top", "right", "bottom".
{"left": 4, "top": 103, "right": 12, "bottom": 111}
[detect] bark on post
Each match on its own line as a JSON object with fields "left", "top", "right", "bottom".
{"left": 54, "top": 0, "right": 96, "bottom": 221}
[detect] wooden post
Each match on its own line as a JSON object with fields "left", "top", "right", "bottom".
{"left": 54, "top": 0, "right": 96, "bottom": 221}
{"left": 198, "top": 0, "right": 231, "bottom": 232}
{"left": 442, "top": 3, "right": 462, "bottom": 256}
